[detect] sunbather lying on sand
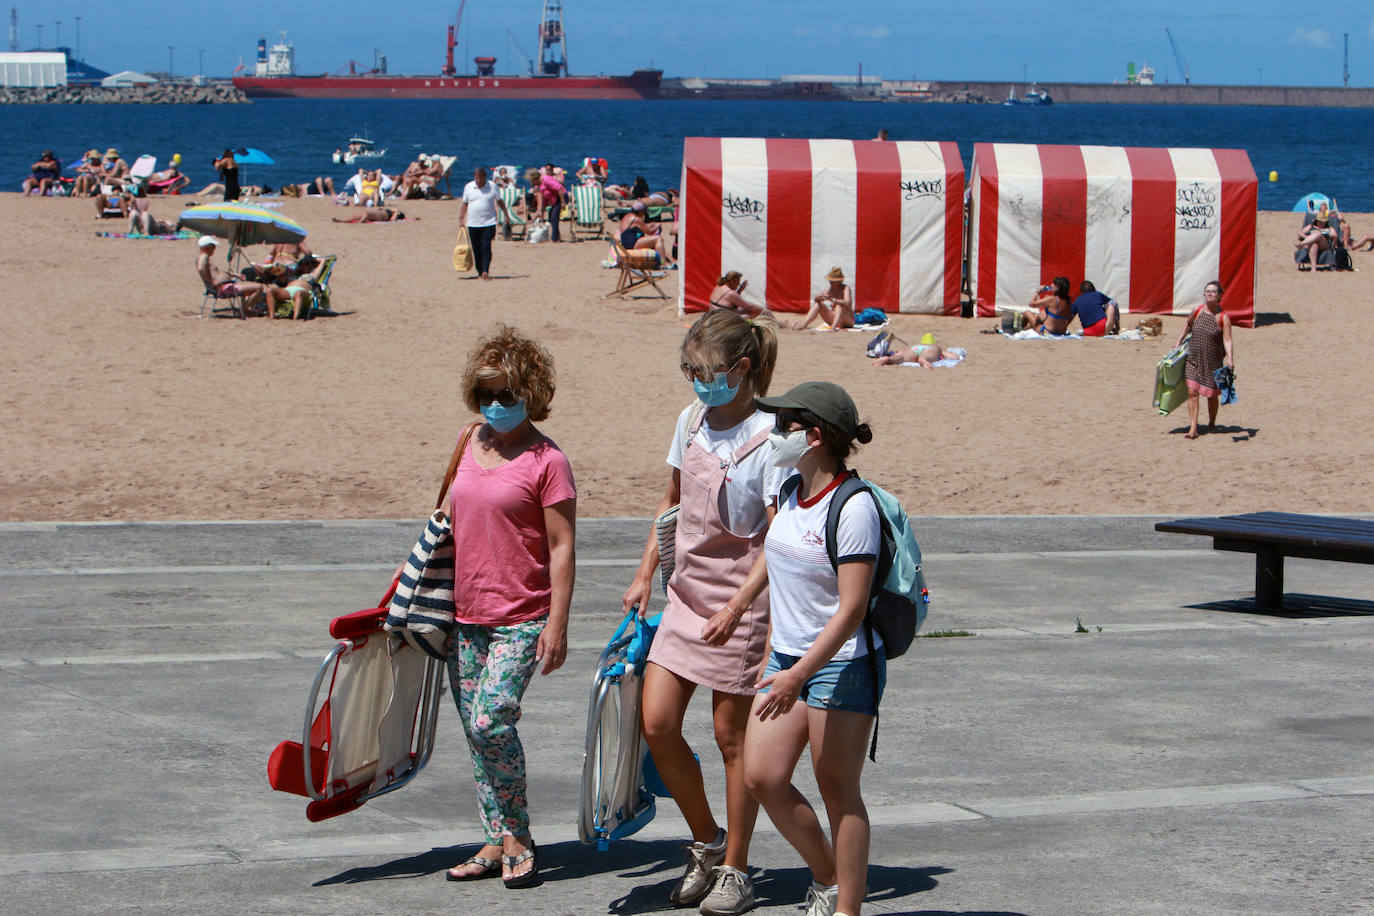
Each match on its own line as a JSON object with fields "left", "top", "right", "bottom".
{"left": 871, "top": 332, "right": 959, "bottom": 367}
{"left": 332, "top": 208, "right": 411, "bottom": 223}
{"left": 128, "top": 193, "right": 175, "bottom": 235}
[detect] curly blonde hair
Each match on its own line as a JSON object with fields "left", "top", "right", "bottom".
{"left": 461, "top": 325, "right": 557, "bottom": 421}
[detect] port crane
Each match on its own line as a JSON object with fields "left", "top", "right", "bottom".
{"left": 538, "top": 0, "right": 568, "bottom": 76}
{"left": 1165, "top": 27, "right": 1190, "bottom": 85}
{"left": 442, "top": 0, "right": 468, "bottom": 76}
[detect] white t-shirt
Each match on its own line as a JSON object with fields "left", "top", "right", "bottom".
{"left": 463, "top": 181, "right": 500, "bottom": 227}
{"left": 667, "top": 404, "right": 785, "bottom": 538}
{"left": 765, "top": 476, "right": 881, "bottom": 660}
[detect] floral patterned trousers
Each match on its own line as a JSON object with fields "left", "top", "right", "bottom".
{"left": 447, "top": 616, "right": 545, "bottom": 842}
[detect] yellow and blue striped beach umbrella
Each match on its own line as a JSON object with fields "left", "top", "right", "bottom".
{"left": 178, "top": 203, "right": 307, "bottom": 252}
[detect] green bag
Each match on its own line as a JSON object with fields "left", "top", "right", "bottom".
{"left": 1153, "top": 340, "right": 1190, "bottom": 416}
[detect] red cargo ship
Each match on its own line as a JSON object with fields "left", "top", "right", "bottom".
{"left": 232, "top": 3, "right": 662, "bottom": 100}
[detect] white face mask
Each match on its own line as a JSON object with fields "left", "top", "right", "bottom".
{"left": 768, "top": 429, "right": 812, "bottom": 467}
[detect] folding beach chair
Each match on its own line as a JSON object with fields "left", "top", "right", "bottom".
{"left": 569, "top": 184, "right": 607, "bottom": 241}
{"left": 498, "top": 185, "right": 527, "bottom": 240}
{"left": 200, "top": 280, "right": 245, "bottom": 319}
{"left": 307, "top": 255, "right": 339, "bottom": 317}
{"left": 605, "top": 241, "right": 671, "bottom": 300}
{"left": 125, "top": 155, "right": 156, "bottom": 195}
{"left": 579, "top": 607, "right": 669, "bottom": 850}
{"left": 266, "top": 585, "right": 447, "bottom": 822}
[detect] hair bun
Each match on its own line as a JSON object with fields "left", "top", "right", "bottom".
{"left": 855, "top": 423, "right": 873, "bottom": 445}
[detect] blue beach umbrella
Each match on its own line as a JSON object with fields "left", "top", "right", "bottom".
{"left": 178, "top": 203, "right": 306, "bottom": 260}
{"left": 234, "top": 147, "right": 275, "bottom": 165}
{"left": 1292, "top": 192, "right": 1330, "bottom": 213}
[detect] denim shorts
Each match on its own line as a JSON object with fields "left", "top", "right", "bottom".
{"left": 761, "top": 649, "right": 885, "bottom": 716}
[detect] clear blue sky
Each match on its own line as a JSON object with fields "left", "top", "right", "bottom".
{"left": 18, "top": 1, "right": 1374, "bottom": 86}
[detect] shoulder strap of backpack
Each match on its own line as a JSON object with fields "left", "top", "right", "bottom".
{"left": 824, "top": 473, "right": 892, "bottom": 585}
{"left": 778, "top": 473, "right": 802, "bottom": 506}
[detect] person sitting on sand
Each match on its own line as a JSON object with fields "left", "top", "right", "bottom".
{"left": 871, "top": 332, "right": 959, "bottom": 367}
{"left": 1070, "top": 280, "right": 1120, "bottom": 337}
{"left": 576, "top": 157, "right": 607, "bottom": 185}
{"left": 195, "top": 236, "right": 290, "bottom": 317}
{"left": 1346, "top": 224, "right": 1374, "bottom": 253}
{"left": 277, "top": 255, "right": 328, "bottom": 320}
{"left": 72, "top": 151, "right": 104, "bottom": 197}
{"left": 786, "top": 267, "right": 855, "bottom": 330}
{"left": 332, "top": 207, "right": 409, "bottom": 223}
{"left": 95, "top": 184, "right": 131, "bottom": 219}
{"left": 1021, "top": 276, "right": 1073, "bottom": 334}
{"left": 22, "top": 150, "right": 62, "bottom": 195}
{"left": 1296, "top": 205, "right": 1336, "bottom": 272}
{"left": 708, "top": 271, "right": 766, "bottom": 317}
{"left": 617, "top": 206, "right": 674, "bottom": 265}
{"left": 101, "top": 148, "right": 130, "bottom": 181}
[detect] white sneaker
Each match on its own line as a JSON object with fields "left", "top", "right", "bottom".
{"left": 803, "top": 880, "right": 839, "bottom": 916}
{"left": 698, "top": 865, "right": 754, "bottom": 915}
{"left": 669, "top": 829, "right": 727, "bottom": 906}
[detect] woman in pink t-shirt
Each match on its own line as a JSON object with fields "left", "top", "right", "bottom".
{"left": 442, "top": 325, "right": 577, "bottom": 890}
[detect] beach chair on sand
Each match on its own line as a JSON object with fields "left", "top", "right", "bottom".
{"left": 498, "top": 185, "right": 527, "bottom": 240}
{"left": 200, "top": 280, "right": 245, "bottom": 319}
{"left": 605, "top": 241, "right": 670, "bottom": 300}
{"left": 125, "top": 155, "right": 156, "bottom": 195}
{"left": 266, "top": 587, "right": 447, "bottom": 822}
{"left": 569, "top": 184, "right": 607, "bottom": 241}
{"left": 307, "top": 255, "right": 339, "bottom": 317}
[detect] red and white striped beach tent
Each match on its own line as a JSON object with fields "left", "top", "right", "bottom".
{"left": 680, "top": 137, "right": 964, "bottom": 315}
{"left": 970, "top": 143, "right": 1257, "bottom": 327}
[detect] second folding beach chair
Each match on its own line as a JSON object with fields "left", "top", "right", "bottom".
{"left": 266, "top": 584, "right": 447, "bottom": 822}
{"left": 578, "top": 606, "right": 671, "bottom": 850}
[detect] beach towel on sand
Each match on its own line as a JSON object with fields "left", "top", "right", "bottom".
{"left": 96, "top": 229, "right": 197, "bottom": 241}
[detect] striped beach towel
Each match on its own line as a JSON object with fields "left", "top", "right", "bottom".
{"left": 385, "top": 510, "right": 456, "bottom": 656}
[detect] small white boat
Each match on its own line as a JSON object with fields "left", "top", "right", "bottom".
{"left": 333, "top": 136, "right": 387, "bottom": 165}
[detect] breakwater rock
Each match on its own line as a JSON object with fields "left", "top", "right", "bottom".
{"left": 0, "top": 83, "right": 250, "bottom": 105}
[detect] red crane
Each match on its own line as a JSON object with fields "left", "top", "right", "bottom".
{"left": 442, "top": 0, "right": 468, "bottom": 77}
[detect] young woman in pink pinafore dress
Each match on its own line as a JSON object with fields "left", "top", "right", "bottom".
{"left": 622, "top": 310, "right": 781, "bottom": 915}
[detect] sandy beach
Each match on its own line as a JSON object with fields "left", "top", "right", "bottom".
{"left": 1, "top": 193, "right": 1370, "bottom": 521}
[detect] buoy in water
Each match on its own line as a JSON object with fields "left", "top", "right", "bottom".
{"left": 1268, "top": 170, "right": 1278, "bottom": 182}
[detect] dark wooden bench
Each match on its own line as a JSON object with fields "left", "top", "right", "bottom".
{"left": 1155, "top": 512, "right": 1374, "bottom": 611}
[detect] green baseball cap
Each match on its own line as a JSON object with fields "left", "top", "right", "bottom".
{"left": 755, "top": 381, "right": 859, "bottom": 439}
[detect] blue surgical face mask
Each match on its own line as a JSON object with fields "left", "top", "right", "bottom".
{"left": 481, "top": 399, "right": 528, "bottom": 433}
{"left": 690, "top": 360, "right": 741, "bottom": 407}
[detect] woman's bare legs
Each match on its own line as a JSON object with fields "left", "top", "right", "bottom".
{"left": 712, "top": 691, "right": 759, "bottom": 871}
{"left": 787, "top": 299, "right": 835, "bottom": 331}
{"left": 809, "top": 707, "right": 875, "bottom": 916}
{"left": 1184, "top": 387, "right": 1200, "bottom": 439}
{"left": 744, "top": 696, "right": 835, "bottom": 885}
{"left": 1206, "top": 394, "right": 1220, "bottom": 432}
{"left": 641, "top": 664, "right": 719, "bottom": 843}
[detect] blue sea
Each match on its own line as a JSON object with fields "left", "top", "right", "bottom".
{"left": 5, "top": 98, "right": 1370, "bottom": 211}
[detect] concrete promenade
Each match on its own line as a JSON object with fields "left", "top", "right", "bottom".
{"left": 0, "top": 516, "right": 1371, "bottom": 915}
